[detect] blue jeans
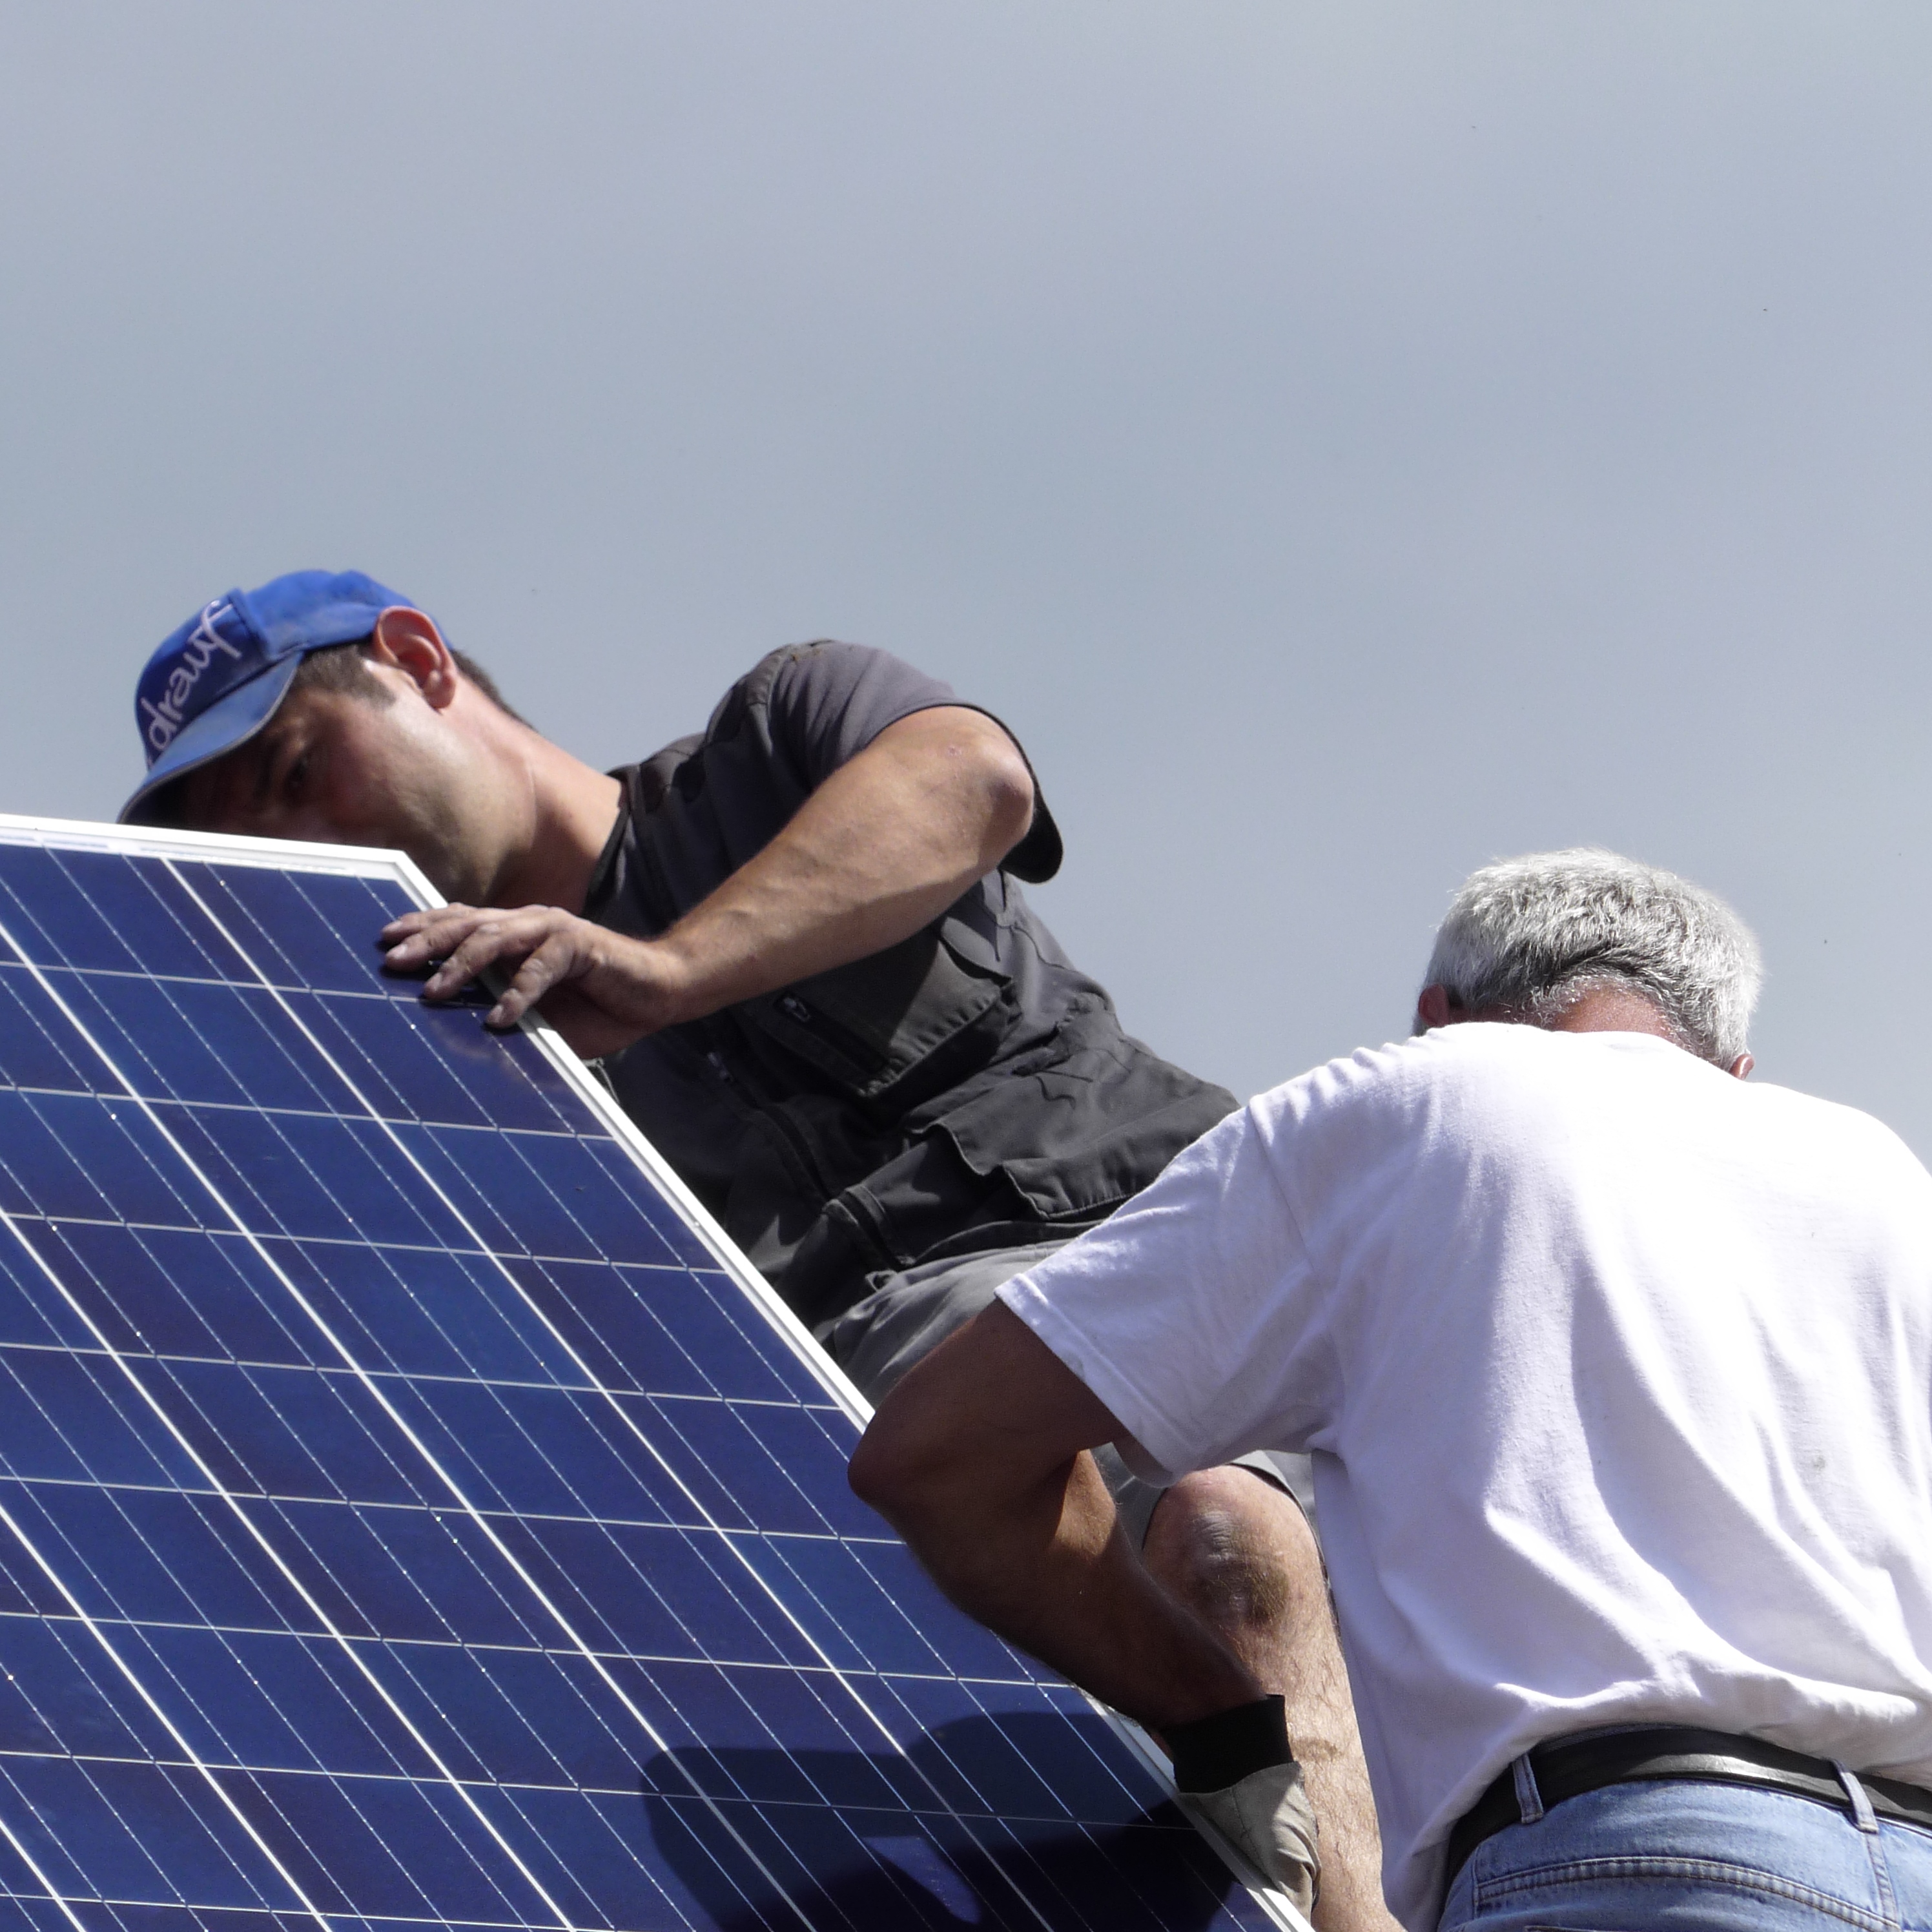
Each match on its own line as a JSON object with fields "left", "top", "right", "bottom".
{"left": 1439, "top": 1769, "right": 1932, "bottom": 1930}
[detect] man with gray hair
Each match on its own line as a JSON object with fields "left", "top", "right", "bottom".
{"left": 852, "top": 848, "right": 1932, "bottom": 1929}
{"left": 1415, "top": 847, "right": 1758, "bottom": 1074}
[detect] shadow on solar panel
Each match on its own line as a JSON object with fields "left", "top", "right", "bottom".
{"left": 0, "top": 819, "right": 1299, "bottom": 1932}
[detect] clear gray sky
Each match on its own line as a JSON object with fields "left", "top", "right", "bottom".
{"left": 5, "top": 5, "right": 1930, "bottom": 1150}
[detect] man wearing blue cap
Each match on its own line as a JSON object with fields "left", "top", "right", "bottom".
{"left": 123, "top": 569, "right": 1399, "bottom": 1929}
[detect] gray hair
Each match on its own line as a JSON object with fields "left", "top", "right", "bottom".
{"left": 1422, "top": 848, "right": 1763, "bottom": 1066}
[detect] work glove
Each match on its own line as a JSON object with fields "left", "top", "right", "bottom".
{"left": 1166, "top": 1694, "right": 1320, "bottom": 1919}
{"left": 1179, "top": 1758, "right": 1319, "bottom": 1918}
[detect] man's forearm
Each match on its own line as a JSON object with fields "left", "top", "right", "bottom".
{"left": 646, "top": 704, "right": 1034, "bottom": 1023}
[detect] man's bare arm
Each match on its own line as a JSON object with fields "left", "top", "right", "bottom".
{"left": 377, "top": 704, "right": 1035, "bottom": 1055}
{"left": 848, "top": 1300, "right": 1264, "bottom": 1731}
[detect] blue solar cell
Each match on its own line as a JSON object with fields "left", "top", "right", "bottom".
{"left": 449, "top": 1382, "right": 678, "bottom": 1524}
{"left": 364, "top": 997, "right": 571, "bottom": 1133}
{"left": 364, "top": 1643, "right": 571, "bottom": 1787}
{"left": 0, "top": 967, "right": 95, "bottom": 1094}
{"left": 25, "top": 1094, "right": 200, "bottom": 1229}
{"left": 118, "top": 855, "right": 260, "bottom": 982}
{"left": 476, "top": 1647, "right": 648, "bottom": 1791}
{"left": 491, "top": 1784, "right": 690, "bottom": 1927}
{"left": 47, "top": 854, "right": 222, "bottom": 986}
{"left": 0, "top": 1091, "right": 115, "bottom": 1221}
{"left": 854, "top": 1539, "right": 1028, "bottom": 1682}
{"left": 386, "top": 1781, "right": 553, "bottom": 1922}
{"left": 274, "top": 1113, "right": 466, "bottom": 1248}
{"left": 215, "top": 1629, "right": 432, "bottom": 1776}
{"left": 737, "top": 1403, "right": 883, "bottom": 1538}
{"left": 5, "top": 1482, "right": 208, "bottom": 1625}
{"left": 639, "top": 1394, "right": 833, "bottom": 1536}
{"left": 509, "top": 1128, "right": 686, "bottom": 1264}
{"left": 582, "top": 1136, "right": 720, "bottom": 1267}
{"left": 160, "top": 1108, "right": 434, "bottom": 1249}
{"left": 162, "top": 1361, "right": 426, "bottom": 1507}
{"left": 0, "top": 1229, "right": 101, "bottom": 1352}
{"left": 48, "top": 972, "right": 238, "bottom": 1107}
{"left": 0, "top": 1895, "right": 77, "bottom": 1932}
{"left": 40, "top": 1224, "right": 314, "bottom": 1368}
{"left": 0, "top": 1757, "right": 174, "bottom": 1899}
{"left": 492, "top": 1020, "right": 599, "bottom": 1110}
{"left": 291, "top": 994, "right": 483, "bottom": 1128}
{"left": 249, "top": 1499, "right": 461, "bottom": 1645}
{"left": 286, "top": 1240, "right": 577, "bottom": 1386}
{"left": 0, "top": 1517, "right": 86, "bottom": 1623}
{"left": 615, "top": 1790, "right": 777, "bottom": 1930}
{"left": 234, "top": 1769, "right": 436, "bottom": 1915}
{"left": 28, "top": 1486, "right": 298, "bottom": 1634}
{"left": 357, "top": 1508, "right": 553, "bottom": 1650}
{"left": 397, "top": 1125, "right": 626, "bottom": 1262}
{"left": 0, "top": 829, "right": 1279, "bottom": 1932}
{"left": 0, "top": 1350, "right": 198, "bottom": 1491}
{"left": 735, "top": 1532, "right": 941, "bottom": 1675}
{"left": 76, "top": 974, "right": 355, "bottom": 1115}
{"left": 123, "top": 1625, "right": 340, "bottom": 1773}
{"left": 502, "top": 1255, "right": 706, "bottom": 1395}
{"left": 198, "top": 867, "right": 396, "bottom": 996}
{"left": 0, "top": 1641, "right": 68, "bottom": 1754}
{"left": 0, "top": 1616, "right": 169, "bottom": 1762}
{"left": 666, "top": 1269, "right": 834, "bottom": 1402}
{"left": 80, "top": 1761, "right": 277, "bottom": 1907}
{"left": 488, "top": 1516, "right": 732, "bottom": 1662}
{"left": 375, "top": 1377, "right": 606, "bottom": 1519}
{"left": 0, "top": 848, "right": 136, "bottom": 974}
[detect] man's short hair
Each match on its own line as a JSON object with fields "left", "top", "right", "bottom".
{"left": 291, "top": 638, "right": 525, "bottom": 723}
{"left": 1423, "top": 848, "right": 1762, "bottom": 1066}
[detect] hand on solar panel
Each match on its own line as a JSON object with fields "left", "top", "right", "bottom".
{"left": 380, "top": 901, "right": 688, "bottom": 1055}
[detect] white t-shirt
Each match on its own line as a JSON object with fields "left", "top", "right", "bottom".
{"left": 999, "top": 1024, "right": 1932, "bottom": 1930}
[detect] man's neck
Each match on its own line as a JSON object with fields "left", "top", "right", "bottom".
{"left": 485, "top": 725, "right": 625, "bottom": 914}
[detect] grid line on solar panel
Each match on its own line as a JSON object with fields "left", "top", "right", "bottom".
{"left": 0, "top": 830, "right": 1288, "bottom": 1932}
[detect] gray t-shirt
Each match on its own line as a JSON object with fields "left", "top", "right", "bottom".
{"left": 583, "top": 641, "right": 1235, "bottom": 1329}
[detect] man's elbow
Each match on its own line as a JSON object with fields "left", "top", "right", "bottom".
{"left": 976, "top": 734, "right": 1036, "bottom": 861}
{"left": 847, "top": 1402, "right": 945, "bottom": 1535}
{"left": 940, "top": 712, "right": 1034, "bottom": 863}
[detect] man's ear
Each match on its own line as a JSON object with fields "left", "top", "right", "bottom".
{"left": 1415, "top": 984, "right": 1454, "bottom": 1033}
{"left": 367, "top": 606, "right": 460, "bottom": 710}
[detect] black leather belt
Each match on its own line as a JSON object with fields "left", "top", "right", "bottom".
{"left": 1445, "top": 1726, "right": 1932, "bottom": 1898}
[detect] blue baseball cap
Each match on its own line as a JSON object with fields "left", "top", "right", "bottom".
{"left": 119, "top": 570, "right": 414, "bottom": 824}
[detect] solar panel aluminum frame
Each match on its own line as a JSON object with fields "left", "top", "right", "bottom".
{"left": 0, "top": 810, "right": 1312, "bottom": 1932}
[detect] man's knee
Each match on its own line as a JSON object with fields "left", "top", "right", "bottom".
{"left": 1142, "top": 1465, "right": 1326, "bottom": 1635}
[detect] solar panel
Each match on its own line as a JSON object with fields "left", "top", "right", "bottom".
{"left": 0, "top": 816, "right": 1301, "bottom": 1932}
